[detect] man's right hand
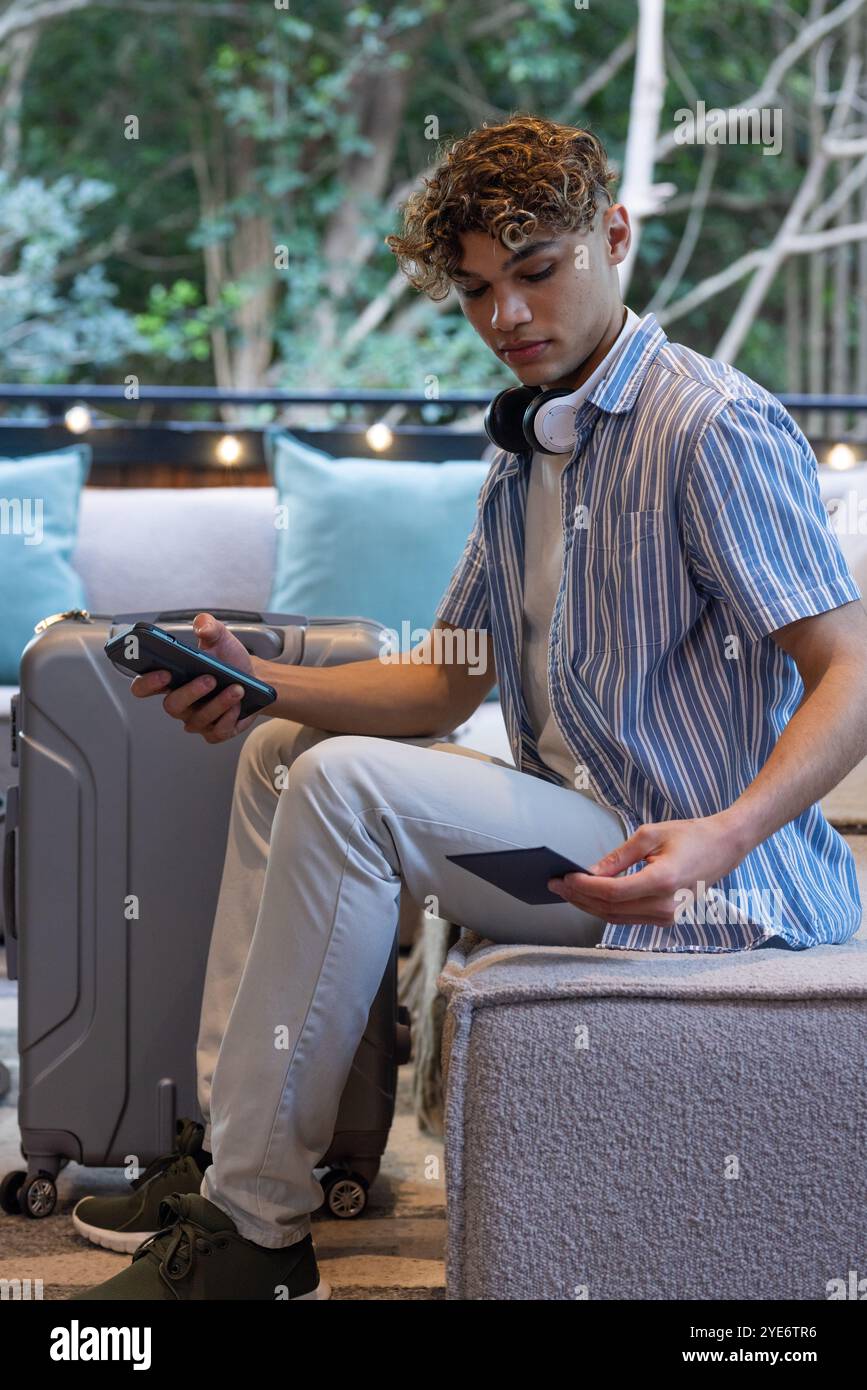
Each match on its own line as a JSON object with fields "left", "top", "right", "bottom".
{"left": 130, "top": 612, "right": 261, "bottom": 743}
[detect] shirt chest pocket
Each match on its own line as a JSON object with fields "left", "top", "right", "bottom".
{"left": 571, "top": 508, "right": 671, "bottom": 651}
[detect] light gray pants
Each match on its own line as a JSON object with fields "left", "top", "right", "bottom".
{"left": 196, "top": 715, "right": 626, "bottom": 1248}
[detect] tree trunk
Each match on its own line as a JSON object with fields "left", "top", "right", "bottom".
{"left": 311, "top": 27, "right": 427, "bottom": 371}
{"left": 807, "top": 0, "right": 828, "bottom": 441}
{"left": 0, "top": 24, "right": 39, "bottom": 174}
{"left": 617, "top": 0, "right": 668, "bottom": 296}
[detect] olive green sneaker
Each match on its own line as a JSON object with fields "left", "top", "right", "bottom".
{"left": 72, "top": 1192, "right": 330, "bottom": 1300}
{"left": 72, "top": 1118, "right": 212, "bottom": 1254}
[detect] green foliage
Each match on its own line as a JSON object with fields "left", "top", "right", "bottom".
{"left": 0, "top": 172, "right": 146, "bottom": 381}
{"left": 1, "top": 0, "right": 827, "bottom": 391}
{"left": 134, "top": 280, "right": 211, "bottom": 363}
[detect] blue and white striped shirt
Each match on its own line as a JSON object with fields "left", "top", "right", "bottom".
{"left": 435, "top": 311, "right": 863, "bottom": 952}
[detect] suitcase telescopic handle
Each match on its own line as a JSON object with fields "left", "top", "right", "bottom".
{"left": 111, "top": 609, "right": 307, "bottom": 627}
{"left": 155, "top": 608, "right": 266, "bottom": 623}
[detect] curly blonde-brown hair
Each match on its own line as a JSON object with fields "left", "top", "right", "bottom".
{"left": 384, "top": 113, "right": 617, "bottom": 301}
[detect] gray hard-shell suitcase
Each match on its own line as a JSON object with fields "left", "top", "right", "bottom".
{"left": 0, "top": 607, "right": 411, "bottom": 1221}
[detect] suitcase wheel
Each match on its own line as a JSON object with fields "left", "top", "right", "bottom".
{"left": 17, "top": 1171, "right": 57, "bottom": 1219}
{"left": 321, "top": 1169, "right": 369, "bottom": 1219}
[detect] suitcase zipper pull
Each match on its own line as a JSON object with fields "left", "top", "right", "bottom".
{"left": 33, "top": 609, "right": 94, "bottom": 634}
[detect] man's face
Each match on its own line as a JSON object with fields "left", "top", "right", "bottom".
{"left": 451, "top": 202, "right": 631, "bottom": 391}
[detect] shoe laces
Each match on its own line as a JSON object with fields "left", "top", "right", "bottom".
{"left": 132, "top": 1195, "right": 229, "bottom": 1284}
{"left": 129, "top": 1155, "right": 185, "bottom": 1191}
{"left": 129, "top": 1121, "right": 204, "bottom": 1191}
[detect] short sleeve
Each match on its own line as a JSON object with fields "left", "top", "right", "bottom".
{"left": 684, "top": 399, "right": 862, "bottom": 641}
{"left": 433, "top": 500, "right": 490, "bottom": 632}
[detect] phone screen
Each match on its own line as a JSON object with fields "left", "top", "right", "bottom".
{"left": 104, "top": 622, "right": 277, "bottom": 720}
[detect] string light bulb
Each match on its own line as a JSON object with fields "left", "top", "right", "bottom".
{"left": 64, "top": 404, "right": 92, "bottom": 434}
{"left": 827, "top": 443, "right": 857, "bottom": 472}
{"left": 216, "top": 434, "right": 242, "bottom": 466}
{"left": 366, "top": 422, "right": 393, "bottom": 453}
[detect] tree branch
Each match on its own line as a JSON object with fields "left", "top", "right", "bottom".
{"left": 656, "top": 249, "right": 771, "bottom": 324}
{"left": 654, "top": 0, "right": 867, "bottom": 161}
{"left": 0, "top": 22, "right": 38, "bottom": 173}
{"left": 555, "top": 29, "right": 637, "bottom": 121}
{"left": 465, "top": 3, "right": 532, "bottom": 39}
{"left": 661, "top": 188, "right": 792, "bottom": 212}
{"left": 714, "top": 47, "right": 862, "bottom": 361}
{"left": 790, "top": 220, "right": 867, "bottom": 250}
{"left": 645, "top": 142, "right": 720, "bottom": 315}
{"left": 0, "top": 0, "right": 254, "bottom": 43}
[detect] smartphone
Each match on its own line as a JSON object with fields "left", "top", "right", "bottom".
{"left": 104, "top": 621, "right": 277, "bottom": 721}
{"left": 445, "top": 844, "right": 595, "bottom": 906}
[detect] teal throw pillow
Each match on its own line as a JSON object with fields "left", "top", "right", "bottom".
{"left": 0, "top": 444, "right": 91, "bottom": 684}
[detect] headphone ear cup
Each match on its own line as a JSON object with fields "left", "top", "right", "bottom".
{"left": 523, "top": 387, "right": 576, "bottom": 454}
{"left": 484, "top": 386, "right": 541, "bottom": 454}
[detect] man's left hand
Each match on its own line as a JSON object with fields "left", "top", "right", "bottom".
{"left": 547, "top": 813, "right": 747, "bottom": 927}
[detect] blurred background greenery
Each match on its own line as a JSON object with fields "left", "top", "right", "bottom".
{"left": 0, "top": 0, "right": 864, "bottom": 407}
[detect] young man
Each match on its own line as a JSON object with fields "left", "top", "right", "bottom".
{"left": 75, "top": 114, "right": 867, "bottom": 1300}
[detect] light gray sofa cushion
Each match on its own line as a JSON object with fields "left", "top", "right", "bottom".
{"left": 438, "top": 931, "right": 867, "bottom": 1300}
{"left": 71, "top": 486, "right": 278, "bottom": 616}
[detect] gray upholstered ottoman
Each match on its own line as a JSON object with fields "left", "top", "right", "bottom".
{"left": 437, "top": 933, "right": 867, "bottom": 1301}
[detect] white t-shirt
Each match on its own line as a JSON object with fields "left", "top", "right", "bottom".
{"left": 521, "top": 306, "right": 641, "bottom": 811}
